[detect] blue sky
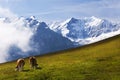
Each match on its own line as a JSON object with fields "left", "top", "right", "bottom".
{"left": 0, "top": 0, "right": 120, "bottom": 22}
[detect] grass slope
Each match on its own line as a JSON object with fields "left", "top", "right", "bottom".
{"left": 0, "top": 35, "right": 120, "bottom": 80}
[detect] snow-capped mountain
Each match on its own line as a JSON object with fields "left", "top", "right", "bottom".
{"left": 0, "top": 16, "right": 120, "bottom": 63}
{"left": 0, "top": 16, "right": 74, "bottom": 63}
{"left": 50, "top": 16, "right": 120, "bottom": 45}
{"left": 29, "top": 21, "right": 74, "bottom": 55}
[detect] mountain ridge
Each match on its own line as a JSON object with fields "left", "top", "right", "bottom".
{"left": 0, "top": 16, "right": 120, "bottom": 63}
{"left": 49, "top": 16, "right": 120, "bottom": 45}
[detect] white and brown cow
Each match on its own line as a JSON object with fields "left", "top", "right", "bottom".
{"left": 29, "top": 56, "right": 38, "bottom": 69}
{"left": 15, "top": 58, "right": 25, "bottom": 71}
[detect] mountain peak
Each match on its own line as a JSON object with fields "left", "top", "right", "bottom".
{"left": 49, "top": 16, "right": 120, "bottom": 44}
{"left": 69, "top": 17, "right": 77, "bottom": 21}
{"left": 84, "top": 16, "right": 102, "bottom": 27}
{"left": 30, "top": 16, "right": 35, "bottom": 20}
{"left": 59, "top": 17, "right": 78, "bottom": 27}
{"left": 61, "top": 16, "right": 102, "bottom": 27}
{"left": 90, "top": 16, "right": 99, "bottom": 19}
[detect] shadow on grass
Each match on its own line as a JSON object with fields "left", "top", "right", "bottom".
{"left": 19, "top": 66, "right": 42, "bottom": 72}
{"left": 22, "top": 69, "right": 30, "bottom": 72}
{"left": 36, "top": 66, "right": 42, "bottom": 70}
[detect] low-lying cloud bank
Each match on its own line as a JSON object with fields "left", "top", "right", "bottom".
{"left": 0, "top": 7, "right": 35, "bottom": 63}
{"left": 0, "top": 18, "right": 35, "bottom": 62}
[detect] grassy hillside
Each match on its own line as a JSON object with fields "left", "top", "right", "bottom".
{"left": 0, "top": 35, "right": 120, "bottom": 80}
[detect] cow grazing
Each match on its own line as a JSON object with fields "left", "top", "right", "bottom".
{"left": 15, "top": 58, "right": 25, "bottom": 71}
{"left": 29, "top": 56, "right": 38, "bottom": 69}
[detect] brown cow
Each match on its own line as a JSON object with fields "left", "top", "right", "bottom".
{"left": 15, "top": 58, "right": 25, "bottom": 71}
{"left": 29, "top": 56, "right": 38, "bottom": 69}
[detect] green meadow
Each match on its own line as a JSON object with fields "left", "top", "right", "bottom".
{"left": 0, "top": 35, "right": 120, "bottom": 80}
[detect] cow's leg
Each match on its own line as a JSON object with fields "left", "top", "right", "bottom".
{"left": 21, "top": 66, "right": 23, "bottom": 71}
{"left": 33, "top": 65, "right": 35, "bottom": 69}
{"left": 18, "top": 66, "right": 21, "bottom": 71}
{"left": 30, "top": 62, "right": 33, "bottom": 69}
{"left": 21, "top": 64, "right": 24, "bottom": 71}
{"left": 30, "top": 64, "right": 33, "bottom": 69}
{"left": 19, "top": 65, "right": 23, "bottom": 71}
{"left": 34, "top": 64, "right": 37, "bottom": 69}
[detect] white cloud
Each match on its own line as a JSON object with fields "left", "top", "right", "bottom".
{"left": 0, "top": 7, "right": 17, "bottom": 19}
{"left": 51, "top": 0, "right": 120, "bottom": 22}
{"left": 0, "top": 7, "right": 34, "bottom": 63}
